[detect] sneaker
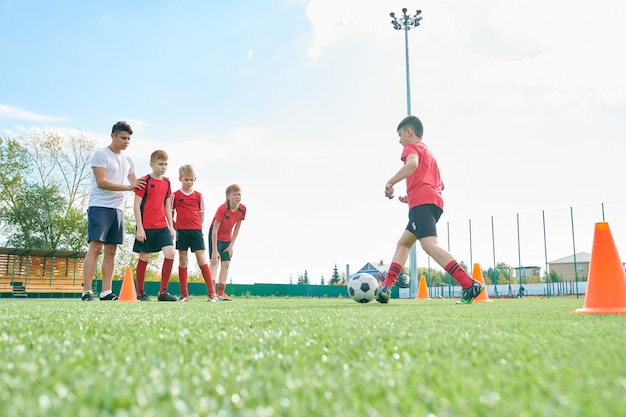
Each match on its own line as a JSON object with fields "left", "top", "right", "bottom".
{"left": 179, "top": 296, "right": 189, "bottom": 302}
{"left": 217, "top": 293, "right": 232, "bottom": 301}
{"left": 375, "top": 284, "right": 391, "bottom": 304}
{"left": 137, "top": 293, "right": 151, "bottom": 302}
{"left": 158, "top": 291, "right": 178, "bottom": 302}
{"left": 457, "top": 280, "right": 485, "bottom": 304}
{"left": 207, "top": 296, "right": 218, "bottom": 302}
{"left": 81, "top": 291, "right": 96, "bottom": 301}
{"left": 99, "top": 293, "right": 118, "bottom": 301}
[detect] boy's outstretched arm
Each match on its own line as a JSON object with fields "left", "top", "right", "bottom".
{"left": 384, "top": 154, "right": 418, "bottom": 199}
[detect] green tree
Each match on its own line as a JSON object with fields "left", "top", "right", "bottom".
{"left": 0, "top": 137, "right": 29, "bottom": 212}
{"left": 2, "top": 184, "right": 66, "bottom": 249}
{"left": 297, "top": 270, "right": 309, "bottom": 285}
{"left": 395, "top": 267, "right": 409, "bottom": 288}
{"left": 329, "top": 264, "right": 341, "bottom": 285}
{"left": 0, "top": 132, "right": 97, "bottom": 252}
{"left": 548, "top": 270, "right": 562, "bottom": 283}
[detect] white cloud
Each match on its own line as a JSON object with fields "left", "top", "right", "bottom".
{"left": 0, "top": 104, "right": 67, "bottom": 123}
{"left": 479, "top": 0, "right": 626, "bottom": 106}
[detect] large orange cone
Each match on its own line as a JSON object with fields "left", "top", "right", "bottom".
{"left": 118, "top": 267, "right": 138, "bottom": 302}
{"left": 417, "top": 274, "right": 431, "bottom": 299}
{"left": 573, "top": 222, "right": 626, "bottom": 314}
{"left": 472, "top": 263, "right": 492, "bottom": 302}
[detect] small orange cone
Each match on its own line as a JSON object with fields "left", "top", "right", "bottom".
{"left": 417, "top": 274, "right": 431, "bottom": 299}
{"left": 118, "top": 267, "right": 138, "bottom": 302}
{"left": 573, "top": 222, "right": 626, "bottom": 314}
{"left": 472, "top": 263, "right": 492, "bottom": 302}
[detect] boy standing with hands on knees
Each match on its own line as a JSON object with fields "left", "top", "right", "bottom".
{"left": 171, "top": 164, "right": 218, "bottom": 302}
{"left": 376, "top": 115, "right": 484, "bottom": 304}
{"left": 133, "top": 149, "right": 177, "bottom": 302}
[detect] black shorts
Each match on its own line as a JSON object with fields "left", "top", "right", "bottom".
{"left": 133, "top": 228, "right": 174, "bottom": 253}
{"left": 208, "top": 227, "right": 232, "bottom": 261}
{"left": 87, "top": 207, "right": 124, "bottom": 245}
{"left": 176, "top": 229, "right": 206, "bottom": 252}
{"left": 406, "top": 204, "right": 442, "bottom": 239}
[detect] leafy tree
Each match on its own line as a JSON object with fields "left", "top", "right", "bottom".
{"left": 2, "top": 184, "right": 66, "bottom": 249}
{"left": 486, "top": 262, "right": 514, "bottom": 285}
{"left": 0, "top": 137, "right": 29, "bottom": 212}
{"left": 24, "top": 132, "right": 95, "bottom": 207}
{"left": 548, "top": 270, "right": 561, "bottom": 283}
{"left": 0, "top": 132, "right": 97, "bottom": 252}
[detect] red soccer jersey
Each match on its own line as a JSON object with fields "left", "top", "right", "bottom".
{"left": 401, "top": 142, "right": 444, "bottom": 210}
{"left": 172, "top": 189, "right": 205, "bottom": 230}
{"left": 211, "top": 203, "right": 246, "bottom": 242}
{"left": 133, "top": 175, "right": 171, "bottom": 229}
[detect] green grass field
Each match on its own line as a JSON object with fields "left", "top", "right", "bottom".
{"left": 0, "top": 297, "right": 624, "bottom": 417}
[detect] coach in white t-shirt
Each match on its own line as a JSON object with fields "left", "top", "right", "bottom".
{"left": 81, "top": 121, "right": 146, "bottom": 301}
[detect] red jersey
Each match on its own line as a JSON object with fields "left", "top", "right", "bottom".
{"left": 133, "top": 175, "right": 171, "bottom": 229}
{"left": 172, "top": 189, "right": 205, "bottom": 230}
{"left": 401, "top": 142, "right": 444, "bottom": 210}
{"left": 211, "top": 203, "right": 246, "bottom": 242}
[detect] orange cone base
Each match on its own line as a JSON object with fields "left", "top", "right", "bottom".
{"left": 571, "top": 222, "right": 626, "bottom": 315}
{"left": 573, "top": 306, "right": 626, "bottom": 315}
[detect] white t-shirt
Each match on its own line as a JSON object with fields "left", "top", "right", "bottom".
{"left": 88, "top": 147, "right": 135, "bottom": 210}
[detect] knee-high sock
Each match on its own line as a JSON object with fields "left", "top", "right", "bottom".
{"left": 178, "top": 266, "right": 188, "bottom": 298}
{"left": 136, "top": 259, "right": 148, "bottom": 294}
{"left": 382, "top": 262, "right": 403, "bottom": 287}
{"left": 444, "top": 260, "right": 474, "bottom": 288}
{"left": 199, "top": 264, "right": 215, "bottom": 296}
{"left": 160, "top": 258, "right": 174, "bottom": 293}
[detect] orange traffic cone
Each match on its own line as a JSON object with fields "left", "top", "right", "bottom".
{"left": 472, "top": 263, "right": 492, "bottom": 302}
{"left": 573, "top": 222, "right": 626, "bottom": 314}
{"left": 417, "top": 274, "right": 431, "bottom": 299}
{"left": 118, "top": 267, "right": 138, "bottom": 302}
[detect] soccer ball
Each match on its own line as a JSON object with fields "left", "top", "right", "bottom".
{"left": 347, "top": 273, "right": 379, "bottom": 303}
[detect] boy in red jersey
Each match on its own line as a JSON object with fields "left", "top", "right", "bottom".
{"left": 133, "top": 150, "right": 177, "bottom": 302}
{"left": 376, "top": 115, "right": 484, "bottom": 304}
{"left": 209, "top": 184, "right": 246, "bottom": 301}
{"left": 171, "top": 164, "right": 218, "bottom": 302}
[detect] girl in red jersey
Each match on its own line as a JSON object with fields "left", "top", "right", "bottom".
{"left": 209, "top": 184, "right": 246, "bottom": 301}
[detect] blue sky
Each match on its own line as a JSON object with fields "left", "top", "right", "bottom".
{"left": 2, "top": 0, "right": 626, "bottom": 284}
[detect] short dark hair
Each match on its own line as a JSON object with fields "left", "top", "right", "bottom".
{"left": 111, "top": 121, "right": 133, "bottom": 135}
{"left": 397, "top": 115, "right": 423, "bottom": 138}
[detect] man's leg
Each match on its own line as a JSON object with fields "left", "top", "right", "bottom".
{"left": 83, "top": 240, "right": 104, "bottom": 292}
{"left": 100, "top": 244, "right": 117, "bottom": 292}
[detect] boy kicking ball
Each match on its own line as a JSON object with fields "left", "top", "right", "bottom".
{"left": 376, "top": 115, "right": 484, "bottom": 304}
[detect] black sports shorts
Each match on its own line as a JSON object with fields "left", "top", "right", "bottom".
{"left": 406, "top": 204, "right": 442, "bottom": 239}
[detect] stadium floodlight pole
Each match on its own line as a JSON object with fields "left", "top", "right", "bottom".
{"left": 390, "top": 8, "right": 422, "bottom": 115}
{"left": 390, "top": 7, "right": 422, "bottom": 299}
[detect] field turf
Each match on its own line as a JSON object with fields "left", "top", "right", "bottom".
{"left": 0, "top": 297, "right": 624, "bottom": 417}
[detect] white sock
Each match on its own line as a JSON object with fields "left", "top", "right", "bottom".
{"left": 99, "top": 290, "right": 112, "bottom": 298}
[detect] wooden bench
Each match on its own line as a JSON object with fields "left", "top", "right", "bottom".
{"left": 24, "top": 277, "right": 83, "bottom": 294}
